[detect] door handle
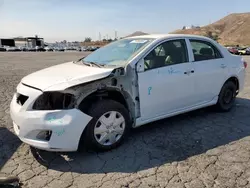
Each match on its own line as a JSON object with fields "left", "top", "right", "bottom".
{"left": 184, "top": 70, "right": 194, "bottom": 75}
{"left": 220, "top": 64, "right": 227, "bottom": 68}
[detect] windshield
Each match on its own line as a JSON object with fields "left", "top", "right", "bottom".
{"left": 80, "top": 38, "right": 154, "bottom": 67}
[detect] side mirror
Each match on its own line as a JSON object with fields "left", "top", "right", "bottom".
{"left": 136, "top": 59, "right": 144, "bottom": 73}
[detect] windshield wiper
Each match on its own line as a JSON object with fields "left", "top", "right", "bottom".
{"left": 75, "top": 56, "right": 85, "bottom": 63}
{"left": 84, "top": 61, "right": 105, "bottom": 68}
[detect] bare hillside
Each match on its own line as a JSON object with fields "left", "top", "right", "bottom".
{"left": 172, "top": 13, "right": 250, "bottom": 46}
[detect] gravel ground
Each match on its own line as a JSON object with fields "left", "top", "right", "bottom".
{"left": 0, "top": 52, "right": 250, "bottom": 188}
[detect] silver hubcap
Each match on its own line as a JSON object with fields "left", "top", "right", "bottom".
{"left": 94, "top": 111, "right": 125, "bottom": 146}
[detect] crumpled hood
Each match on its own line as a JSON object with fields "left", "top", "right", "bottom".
{"left": 21, "top": 62, "right": 114, "bottom": 91}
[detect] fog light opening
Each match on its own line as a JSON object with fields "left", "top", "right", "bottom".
{"left": 36, "top": 130, "right": 52, "bottom": 141}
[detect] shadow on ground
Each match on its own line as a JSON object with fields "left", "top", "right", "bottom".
{"left": 0, "top": 127, "right": 22, "bottom": 188}
{"left": 30, "top": 97, "right": 250, "bottom": 174}
{"left": 0, "top": 127, "right": 21, "bottom": 169}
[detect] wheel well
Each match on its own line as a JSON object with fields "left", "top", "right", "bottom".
{"left": 77, "top": 90, "right": 130, "bottom": 151}
{"left": 225, "top": 77, "right": 239, "bottom": 91}
{"left": 78, "top": 89, "right": 128, "bottom": 115}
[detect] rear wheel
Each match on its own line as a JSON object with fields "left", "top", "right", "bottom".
{"left": 78, "top": 99, "right": 131, "bottom": 151}
{"left": 216, "top": 81, "right": 237, "bottom": 112}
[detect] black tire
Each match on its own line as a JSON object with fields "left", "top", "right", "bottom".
{"left": 216, "top": 81, "right": 237, "bottom": 112}
{"left": 78, "top": 99, "right": 131, "bottom": 152}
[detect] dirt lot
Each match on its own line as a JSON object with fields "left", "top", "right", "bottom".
{"left": 0, "top": 52, "right": 250, "bottom": 188}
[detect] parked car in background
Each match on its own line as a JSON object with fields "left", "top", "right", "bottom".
{"left": 85, "top": 46, "right": 91, "bottom": 51}
{"left": 44, "top": 46, "right": 54, "bottom": 52}
{"left": 246, "top": 47, "right": 250, "bottom": 55}
{"left": 35, "top": 46, "right": 46, "bottom": 52}
{"left": 238, "top": 47, "right": 248, "bottom": 55}
{"left": 27, "top": 47, "right": 36, "bottom": 52}
{"left": 0, "top": 47, "right": 6, "bottom": 51}
{"left": 227, "top": 47, "right": 239, "bottom": 55}
{"left": 80, "top": 46, "right": 88, "bottom": 51}
{"left": 19, "top": 46, "right": 28, "bottom": 52}
{"left": 76, "top": 47, "right": 82, "bottom": 52}
{"left": 64, "top": 47, "right": 77, "bottom": 51}
{"left": 54, "top": 47, "right": 65, "bottom": 52}
{"left": 5, "top": 46, "right": 21, "bottom": 52}
{"left": 81, "top": 47, "right": 87, "bottom": 51}
{"left": 240, "top": 47, "right": 250, "bottom": 55}
{"left": 10, "top": 34, "right": 247, "bottom": 152}
{"left": 87, "top": 46, "right": 98, "bottom": 51}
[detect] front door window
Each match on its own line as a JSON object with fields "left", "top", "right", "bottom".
{"left": 144, "top": 39, "right": 189, "bottom": 71}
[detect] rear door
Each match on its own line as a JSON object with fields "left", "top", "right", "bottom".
{"left": 187, "top": 39, "right": 229, "bottom": 104}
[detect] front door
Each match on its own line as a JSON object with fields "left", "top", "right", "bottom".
{"left": 137, "top": 39, "right": 196, "bottom": 121}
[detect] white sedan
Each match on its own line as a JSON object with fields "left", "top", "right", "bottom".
{"left": 10, "top": 34, "right": 247, "bottom": 152}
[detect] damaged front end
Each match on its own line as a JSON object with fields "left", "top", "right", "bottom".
{"left": 64, "top": 66, "right": 140, "bottom": 125}
{"left": 33, "top": 92, "right": 75, "bottom": 110}
{"left": 31, "top": 65, "right": 139, "bottom": 127}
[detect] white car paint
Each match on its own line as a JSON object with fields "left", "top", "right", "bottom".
{"left": 138, "top": 61, "right": 196, "bottom": 121}
{"left": 10, "top": 82, "right": 92, "bottom": 151}
{"left": 10, "top": 34, "right": 246, "bottom": 152}
{"left": 133, "top": 35, "right": 245, "bottom": 126}
{"left": 21, "top": 62, "right": 114, "bottom": 91}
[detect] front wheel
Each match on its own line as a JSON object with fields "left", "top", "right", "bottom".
{"left": 79, "top": 100, "right": 131, "bottom": 151}
{"left": 216, "top": 81, "right": 237, "bottom": 112}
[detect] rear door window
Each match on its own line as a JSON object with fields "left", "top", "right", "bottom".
{"left": 190, "top": 40, "right": 223, "bottom": 62}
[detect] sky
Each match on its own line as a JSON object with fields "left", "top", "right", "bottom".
{"left": 0, "top": 0, "right": 250, "bottom": 42}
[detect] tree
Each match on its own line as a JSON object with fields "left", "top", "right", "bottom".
{"left": 206, "top": 31, "right": 213, "bottom": 38}
{"left": 206, "top": 31, "right": 220, "bottom": 42}
{"left": 84, "top": 37, "right": 92, "bottom": 42}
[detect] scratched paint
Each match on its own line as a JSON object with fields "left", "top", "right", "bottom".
{"left": 148, "top": 87, "right": 152, "bottom": 95}
{"left": 168, "top": 67, "right": 181, "bottom": 74}
{"left": 46, "top": 116, "right": 63, "bottom": 124}
{"left": 54, "top": 129, "right": 65, "bottom": 136}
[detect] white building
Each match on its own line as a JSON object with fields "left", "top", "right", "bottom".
{"left": 14, "top": 37, "right": 44, "bottom": 48}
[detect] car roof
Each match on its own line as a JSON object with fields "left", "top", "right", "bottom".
{"left": 126, "top": 34, "right": 211, "bottom": 40}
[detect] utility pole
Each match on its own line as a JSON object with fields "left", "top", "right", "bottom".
{"left": 99, "top": 32, "right": 101, "bottom": 41}
{"left": 115, "top": 30, "right": 117, "bottom": 39}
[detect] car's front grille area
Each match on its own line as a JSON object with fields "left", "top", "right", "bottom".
{"left": 16, "top": 93, "right": 29, "bottom": 106}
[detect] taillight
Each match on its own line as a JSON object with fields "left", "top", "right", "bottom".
{"left": 244, "top": 61, "right": 247, "bottom": 68}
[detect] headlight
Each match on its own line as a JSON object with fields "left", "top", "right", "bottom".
{"left": 33, "top": 92, "right": 75, "bottom": 110}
